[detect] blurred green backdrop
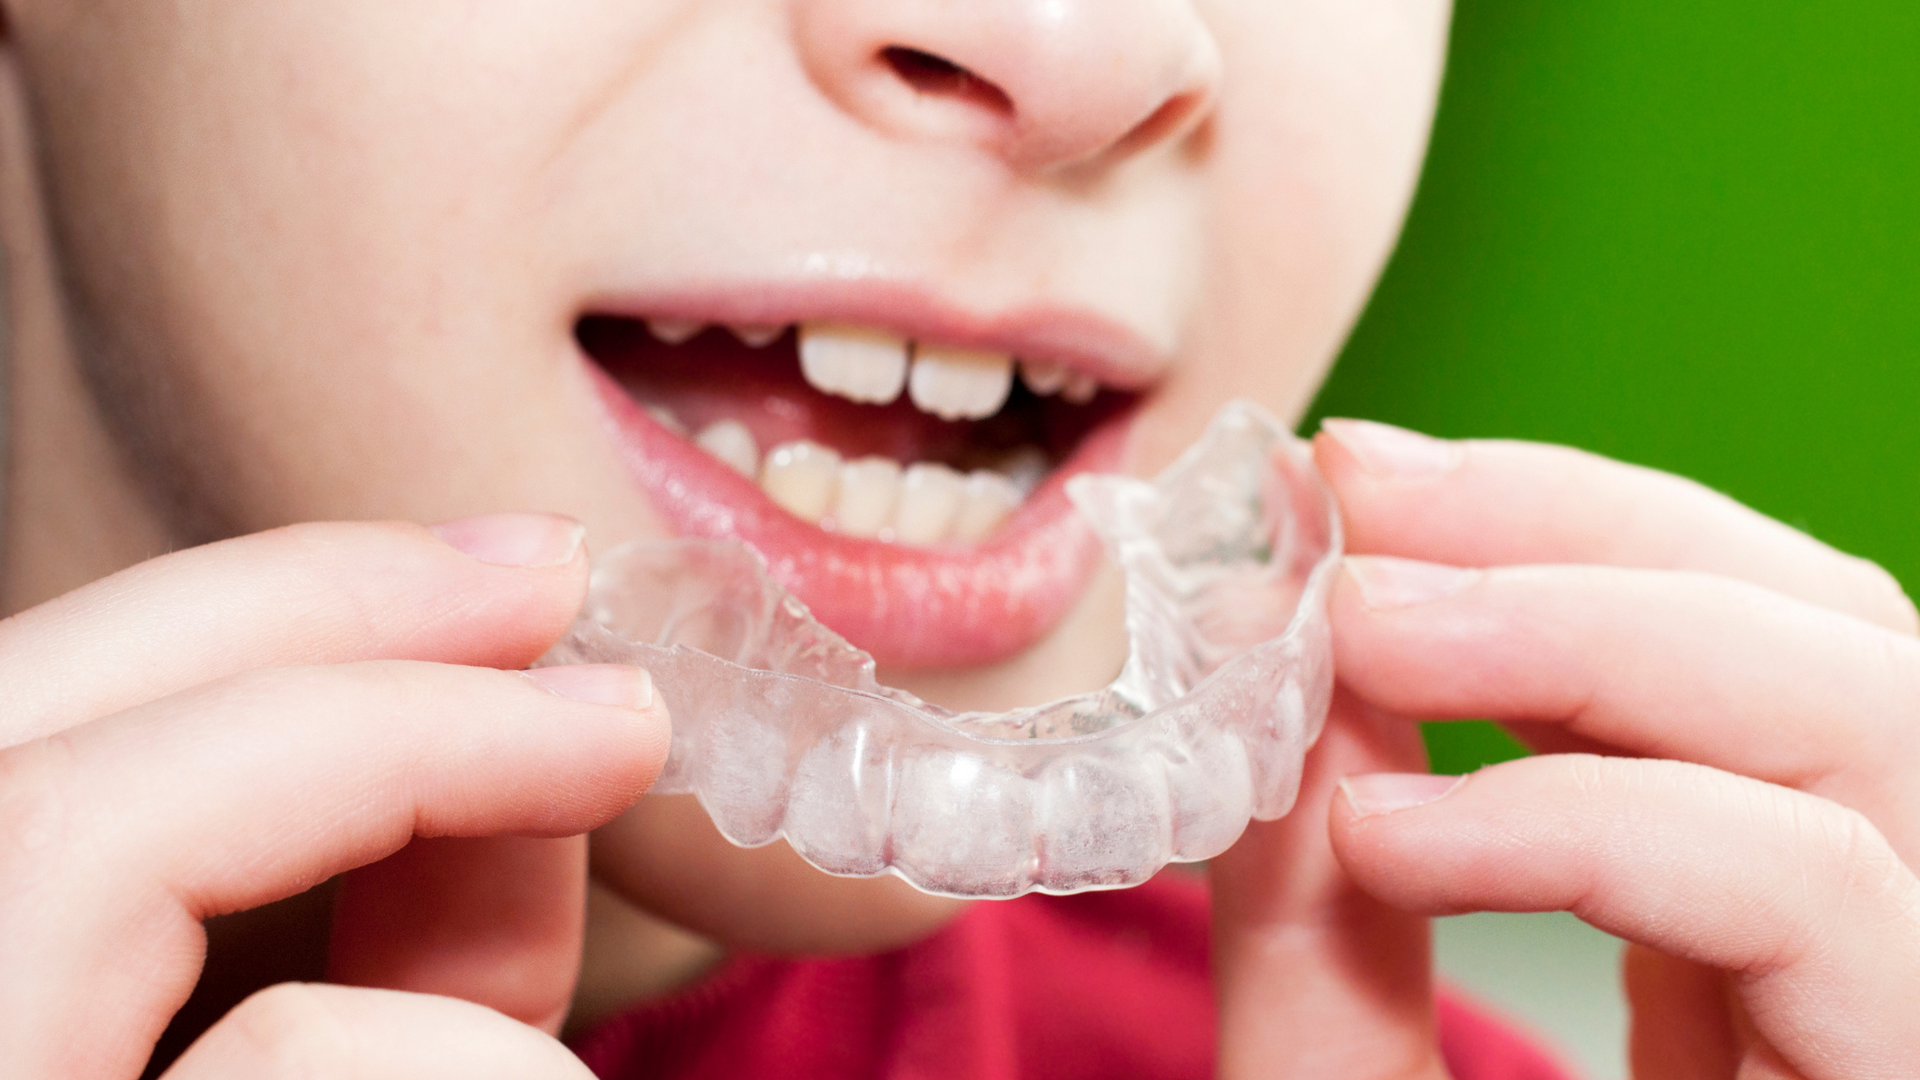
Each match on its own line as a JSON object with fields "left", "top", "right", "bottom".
{"left": 1303, "top": 1, "right": 1920, "bottom": 774}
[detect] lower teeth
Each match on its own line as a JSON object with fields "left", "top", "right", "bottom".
{"left": 673, "top": 412, "right": 1037, "bottom": 546}
{"left": 832, "top": 457, "right": 903, "bottom": 538}
{"left": 694, "top": 418, "right": 758, "bottom": 478}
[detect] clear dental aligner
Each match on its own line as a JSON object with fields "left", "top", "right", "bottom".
{"left": 541, "top": 400, "right": 1342, "bottom": 898}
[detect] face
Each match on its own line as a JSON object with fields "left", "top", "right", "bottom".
{"left": 5, "top": 0, "right": 1448, "bottom": 946}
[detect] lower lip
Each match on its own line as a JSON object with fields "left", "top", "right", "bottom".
{"left": 585, "top": 362, "right": 1130, "bottom": 669}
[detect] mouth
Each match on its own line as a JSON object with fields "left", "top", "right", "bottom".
{"left": 576, "top": 297, "right": 1150, "bottom": 669}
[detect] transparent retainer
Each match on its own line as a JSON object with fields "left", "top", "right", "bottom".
{"left": 540, "top": 400, "right": 1343, "bottom": 898}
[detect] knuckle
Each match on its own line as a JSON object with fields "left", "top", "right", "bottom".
{"left": 1869, "top": 631, "right": 1920, "bottom": 748}
{"left": 221, "top": 983, "right": 359, "bottom": 1080}
{"left": 1825, "top": 805, "right": 1913, "bottom": 913}
{"left": 1850, "top": 555, "right": 1920, "bottom": 636}
{"left": 0, "top": 736, "right": 82, "bottom": 891}
{"left": 257, "top": 519, "right": 457, "bottom": 639}
{"left": 1757, "top": 795, "right": 1916, "bottom": 967}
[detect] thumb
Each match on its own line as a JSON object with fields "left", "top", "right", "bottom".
{"left": 1209, "top": 691, "right": 1446, "bottom": 1079}
{"left": 160, "top": 983, "right": 596, "bottom": 1080}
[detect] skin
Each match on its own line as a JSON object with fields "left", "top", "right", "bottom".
{"left": 0, "top": 3, "right": 1915, "bottom": 1080}
{"left": 0, "top": 0, "right": 1447, "bottom": 971}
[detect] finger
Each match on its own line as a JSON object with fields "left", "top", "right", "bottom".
{"left": 1329, "top": 755, "right": 1920, "bottom": 1079}
{"left": 0, "top": 661, "right": 664, "bottom": 1080}
{"left": 1316, "top": 419, "right": 1918, "bottom": 635}
{"left": 590, "top": 794, "right": 967, "bottom": 956}
{"left": 1210, "top": 692, "right": 1447, "bottom": 1080}
{"left": 160, "top": 983, "right": 595, "bottom": 1080}
{"left": 1332, "top": 557, "right": 1920, "bottom": 853}
{"left": 328, "top": 835, "right": 588, "bottom": 1036}
{"left": 0, "top": 513, "right": 590, "bottom": 744}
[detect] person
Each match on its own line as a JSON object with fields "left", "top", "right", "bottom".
{"left": 1, "top": 2, "right": 1915, "bottom": 1078}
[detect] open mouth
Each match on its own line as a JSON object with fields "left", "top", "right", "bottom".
{"left": 577, "top": 309, "right": 1146, "bottom": 669}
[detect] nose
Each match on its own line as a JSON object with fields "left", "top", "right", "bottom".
{"left": 793, "top": 0, "right": 1222, "bottom": 172}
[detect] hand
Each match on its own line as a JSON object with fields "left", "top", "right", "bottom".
{"left": 0, "top": 515, "right": 670, "bottom": 1080}
{"left": 1211, "top": 420, "right": 1920, "bottom": 1079}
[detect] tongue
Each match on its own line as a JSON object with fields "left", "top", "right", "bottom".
{"left": 579, "top": 317, "right": 1104, "bottom": 468}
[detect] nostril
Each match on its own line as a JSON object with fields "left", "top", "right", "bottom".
{"left": 880, "top": 46, "right": 1015, "bottom": 118}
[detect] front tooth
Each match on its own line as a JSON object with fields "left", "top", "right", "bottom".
{"left": 1061, "top": 372, "right": 1099, "bottom": 404}
{"left": 798, "top": 323, "right": 909, "bottom": 404}
{"left": 908, "top": 345, "right": 1014, "bottom": 421}
{"left": 951, "top": 470, "right": 1022, "bottom": 543}
{"left": 1018, "top": 359, "right": 1070, "bottom": 396}
{"left": 831, "top": 457, "right": 903, "bottom": 538}
{"left": 730, "top": 324, "right": 785, "bottom": 348}
{"left": 892, "top": 462, "right": 966, "bottom": 545}
{"left": 695, "top": 419, "right": 759, "bottom": 477}
{"left": 760, "top": 440, "right": 842, "bottom": 521}
{"left": 647, "top": 318, "right": 704, "bottom": 345}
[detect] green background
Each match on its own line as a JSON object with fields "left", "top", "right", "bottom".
{"left": 1303, "top": 1, "right": 1920, "bottom": 775}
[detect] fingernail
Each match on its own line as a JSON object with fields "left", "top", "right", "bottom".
{"left": 1321, "top": 418, "right": 1464, "bottom": 477}
{"left": 1339, "top": 773, "right": 1465, "bottom": 818}
{"left": 526, "top": 665, "right": 654, "bottom": 710}
{"left": 1345, "top": 555, "right": 1481, "bottom": 608}
{"left": 430, "top": 513, "right": 585, "bottom": 568}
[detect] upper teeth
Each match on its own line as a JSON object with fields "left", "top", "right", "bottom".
{"left": 646, "top": 318, "right": 704, "bottom": 345}
{"left": 1018, "top": 359, "right": 1070, "bottom": 396}
{"left": 1060, "top": 372, "right": 1098, "bottom": 404}
{"left": 652, "top": 317, "right": 1097, "bottom": 421}
{"left": 798, "top": 323, "right": 909, "bottom": 405}
{"left": 1017, "top": 359, "right": 1096, "bottom": 403}
{"left": 907, "top": 344, "right": 1014, "bottom": 421}
{"left": 731, "top": 324, "right": 784, "bottom": 348}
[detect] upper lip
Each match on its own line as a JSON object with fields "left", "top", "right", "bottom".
{"left": 576, "top": 276, "right": 1171, "bottom": 393}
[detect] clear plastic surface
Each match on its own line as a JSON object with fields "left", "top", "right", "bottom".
{"left": 540, "top": 400, "right": 1342, "bottom": 897}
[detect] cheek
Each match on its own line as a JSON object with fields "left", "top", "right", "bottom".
{"left": 1211, "top": 0, "right": 1450, "bottom": 257}
{"left": 1146, "top": 0, "right": 1448, "bottom": 465}
{"left": 26, "top": 2, "right": 683, "bottom": 527}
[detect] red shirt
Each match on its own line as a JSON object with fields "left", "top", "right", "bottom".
{"left": 571, "top": 874, "right": 1580, "bottom": 1080}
